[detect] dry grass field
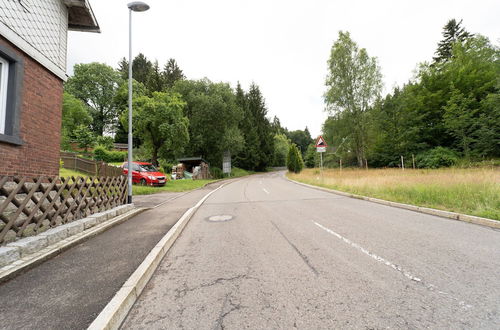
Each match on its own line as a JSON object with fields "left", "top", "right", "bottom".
{"left": 288, "top": 167, "right": 500, "bottom": 220}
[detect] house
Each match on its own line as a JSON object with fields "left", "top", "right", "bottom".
{"left": 0, "top": 0, "right": 99, "bottom": 177}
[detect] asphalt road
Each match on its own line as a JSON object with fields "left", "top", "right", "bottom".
{"left": 122, "top": 171, "right": 500, "bottom": 329}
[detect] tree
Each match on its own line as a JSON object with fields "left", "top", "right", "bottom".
{"left": 117, "top": 57, "right": 129, "bottom": 80}
{"left": 325, "top": 31, "right": 382, "bottom": 167}
{"left": 286, "top": 144, "right": 304, "bottom": 173}
{"left": 273, "top": 133, "right": 292, "bottom": 166}
{"left": 113, "top": 79, "right": 148, "bottom": 145}
{"left": 61, "top": 92, "right": 92, "bottom": 149}
{"left": 246, "top": 83, "right": 275, "bottom": 171}
{"left": 304, "top": 144, "right": 319, "bottom": 168}
{"left": 287, "top": 128, "right": 313, "bottom": 156}
{"left": 163, "top": 58, "right": 185, "bottom": 89}
{"left": 234, "top": 82, "right": 259, "bottom": 170}
{"left": 124, "top": 92, "right": 189, "bottom": 166}
{"left": 65, "top": 63, "right": 122, "bottom": 136}
{"left": 433, "top": 19, "right": 473, "bottom": 64}
{"left": 147, "top": 60, "right": 165, "bottom": 93}
{"left": 443, "top": 89, "right": 477, "bottom": 158}
{"left": 173, "top": 79, "right": 243, "bottom": 166}
{"left": 73, "top": 125, "right": 95, "bottom": 152}
{"left": 131, "top": 53, "right": 153, "bottom": 85}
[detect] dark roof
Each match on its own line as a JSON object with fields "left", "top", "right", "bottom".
{"left": 64, "top": 0, "right": 100, "bottom": 33}
{"left": 178, "top": 157, "right": 209, "bottom": 165}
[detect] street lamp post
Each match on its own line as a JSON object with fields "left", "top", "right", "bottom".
{"left": 127, "top": 1, "right": 150, "bottom": 204}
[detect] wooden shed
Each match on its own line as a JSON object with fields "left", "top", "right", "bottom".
{"left": 173, "top": 157, "right": 210, "bottom": 180}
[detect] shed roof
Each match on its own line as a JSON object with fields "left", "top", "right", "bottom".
{"left": 178, "top": 157, "right": 209, "bottom": 165}
{"left": 64, "top": 0, "right": 100, "bottom": 32}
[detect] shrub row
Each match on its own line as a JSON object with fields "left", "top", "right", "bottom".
{"left": 94, "top": 146, "right": 127, "bottom": 163}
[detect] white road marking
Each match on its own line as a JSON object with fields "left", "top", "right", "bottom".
{"left": 313, "top": 221, "right": 473, "bottom": 309}
{"left": 314, "top": 221, "right": 422, "bottom": 282}
{"left": 262, "top": 188, "right": 270, "bottom": 195}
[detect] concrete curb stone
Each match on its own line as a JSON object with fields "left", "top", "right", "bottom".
{"left": 7, "top": 236, "right": 48, "bottom": 257}
{"left": 66, "top": 221, "right": 85, "bottom": 236}
{"left": 39, "top": 226, "right": 69, "bottom": 245}
{"left": 0, "top": 247, "right": 20, "bottom": 267}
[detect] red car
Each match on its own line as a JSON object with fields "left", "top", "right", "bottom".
{"left": 122, "top": 161, "right": 167, "bottom": 186}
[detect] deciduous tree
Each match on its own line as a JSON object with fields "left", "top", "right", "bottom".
{"left": 325, "top": 31, "right": 382, "bottom": 167}
{"left": 65, "top": 63, "right": 122, "bottom": 135}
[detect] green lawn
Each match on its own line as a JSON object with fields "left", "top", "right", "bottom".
{"left": 59, "top": 168, "right": 89, "bottom": 178}
{"left": 132, "top": 179, "right": 216, "bottom": 195}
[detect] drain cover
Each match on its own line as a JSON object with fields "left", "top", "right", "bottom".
{"left": 206, "top": 215, "right": 233, "bottom": 222}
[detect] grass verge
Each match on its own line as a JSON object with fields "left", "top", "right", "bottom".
{"left": 132, "top": 179, "right": 216, "bottom": 195}
{"left": 287, "top": 168, "right": 500, "bottom": 220}
{"left": 59, "top": 168, "right": 89, "bottom": 178}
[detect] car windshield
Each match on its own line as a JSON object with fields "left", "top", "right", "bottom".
{"left": 139, "top": 164, "right": 158, "bottom": 172}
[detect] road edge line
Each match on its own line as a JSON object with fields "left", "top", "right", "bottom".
{"left": 284, "top": 176, "right": 500, "bottom": 229}
{"left": 87, "top": 183, "right": 226, "bottom": 330}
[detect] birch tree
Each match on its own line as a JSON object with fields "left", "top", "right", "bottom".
{"left": 325, "top": 31, "right": 382, "bottom": 167}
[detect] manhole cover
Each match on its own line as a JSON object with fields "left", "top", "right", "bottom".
{"left": 206, "top": 215, "right": 234, "bottom": 222}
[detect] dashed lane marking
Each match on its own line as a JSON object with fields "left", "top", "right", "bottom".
{"left": 313, "top": 221, "right": 473, "bottom": 309}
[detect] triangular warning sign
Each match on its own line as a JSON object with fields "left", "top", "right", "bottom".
{"left": 315, "top": 136, "right": 328, "bottom": 148}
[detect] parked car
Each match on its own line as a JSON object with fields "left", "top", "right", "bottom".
{"left": 121, "top": 162, "right": 167, "bottom": 186}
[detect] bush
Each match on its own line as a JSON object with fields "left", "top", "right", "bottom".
{"left": 96, "top": 136, "right": 114, "bottom": 150}
{"left": 287, "top": 144, "right": 304, "bottom": 173}
{"left": 415, "top": 147, "right": 459, "bottom": 168}
{"left": 210, "top": 167, "right": 223, "bottom": 179}
{"left": 94, "top": 146, "right": 127, "bottom": 163}
{"left": 159, "top": 159, "right": 174, "bottom": 172}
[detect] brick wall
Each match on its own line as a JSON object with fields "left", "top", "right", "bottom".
{"left": 0, "top": 36, "right": 63, "bottom": 177}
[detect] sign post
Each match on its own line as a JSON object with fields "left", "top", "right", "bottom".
{"left": 222, "top": 151, "right": 231, "bottom": 176}
{"left": 315, "top": 136, "right": 328, "bottom": 174}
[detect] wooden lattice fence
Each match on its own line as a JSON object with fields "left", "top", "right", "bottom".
{"left": 0, "top": 176, "right": 127, "bottom": 244}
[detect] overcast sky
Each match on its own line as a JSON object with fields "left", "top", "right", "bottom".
{"left": 67, "top": 0, "right": 499, "bottom": 137}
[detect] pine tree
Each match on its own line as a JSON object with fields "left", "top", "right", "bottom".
{"left": 433, "top": 19, "right": 473, "bottom": 63}
{"left": 163, "top": 58, "right": 185, "bottom": 89}
{"left": 132, "top": 53, "right": 153, "bottom": 85}
{"left": 117, "top": 57, "right": 128, "bottom": 80}
{"left": 247, "top": 83, "right": 274, "bottom": 171}
{"left": 147, "top": 60, "right": 165, "bottom": 93}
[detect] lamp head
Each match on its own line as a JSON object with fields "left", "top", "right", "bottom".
{"left": 128, "top": 1, "right": 150, "bottom": 12}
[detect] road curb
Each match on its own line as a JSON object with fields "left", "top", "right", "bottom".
{"left": 285, "top": 176, "right": 500, "bottom": 229}
{"left": 87, "top": 183, "right": 227, "bottom": 330}
{"left": 0, "top": 207, "right": 147, "bottom": 284}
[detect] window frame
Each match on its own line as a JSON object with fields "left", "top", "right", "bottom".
{"left": 0, "top": 56, "right": 8, "bottom": 134}
{"left": 0, "top": 43, "right": 24, "bottom": 145}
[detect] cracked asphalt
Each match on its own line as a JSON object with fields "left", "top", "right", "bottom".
{"left": 122, "top": 171, "right": 500, "bottom": 329}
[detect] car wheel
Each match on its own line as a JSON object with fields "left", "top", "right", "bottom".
{"left": 140, "top": 179, "right": 147, "bottom": 186}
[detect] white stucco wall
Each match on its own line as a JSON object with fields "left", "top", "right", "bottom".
{"left": 0, "top": 0, "right": 68, "bottom": 79}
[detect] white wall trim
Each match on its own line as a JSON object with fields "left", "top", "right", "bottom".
{"left": 0, "top": 23, "right": 68, "bottom": 81}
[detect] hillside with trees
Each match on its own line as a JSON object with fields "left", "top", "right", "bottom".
{"left": 321, "top": 19, "right": 499, "bottom": 168}
{"left": 61, "top": 54, "right": 296, "bottom": 173}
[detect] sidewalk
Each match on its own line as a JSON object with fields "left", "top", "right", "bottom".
{"left": 0, "top": 183, "right": 222, "bottom": 330}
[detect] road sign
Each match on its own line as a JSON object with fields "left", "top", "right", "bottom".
{"left": 316, "top": 147, "right": 326, "bottom": 153}
{"left": 222, "top": 151, "right": 231, "bottom": 174}
{"left": 315, "top": 136, "right": 328, "bottom": 148}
